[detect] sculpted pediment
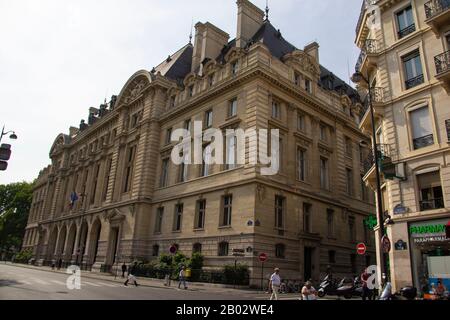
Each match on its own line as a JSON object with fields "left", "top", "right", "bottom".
{"left": 283, "top": 50, "right": 320, "bottom": 77}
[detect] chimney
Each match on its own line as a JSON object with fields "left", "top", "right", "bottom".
{"left": 192, "top": 22, "right": 206, "bottom": 73}
{"left": 192, "top": 22, "right": 229, "bottom": 75}
{"left": 304, "top": 42, "right": 320, "bottom": 64}
{"left": 236, "top": 0, "right": 265, "bottom": 48}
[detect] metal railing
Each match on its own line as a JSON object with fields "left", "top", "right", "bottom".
{"left": 363, "top": 144, "right": 394, "bottom": 175}
{"left": 435, "top": 50, "right": 450, "bottom": 75}
{"left": 413, "top": 134, "right": 434, "bottom": 150}
{"left": 360, "top": 87, "right": 386, "bottom": 117}
{"left": 420, "top": 198, "right": 444, "bottom": 211}
{"left": 356, "top": 39, "right": 380, "bottom": 72}
{"left": 398, "top": 24, "right": 416, "bottom": 38}
{"left": 425, "top": 0, "right": 450, "bottom": 19}
{"left": 405, "top": 74, "right": 424, "bottom": 89}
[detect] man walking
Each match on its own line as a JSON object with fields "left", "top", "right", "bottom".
{"left": 178, "top": 266, "right": 188, "bottom": 290}
{"left": 124, "top": 262, "right": 139, "bottom": 287}
{"left": 361, "top": 268, "right": 374, "bottom": 301}
{"left": 121, "top": 263, "right": 127, "bottom": 278}
{"left": 269, "top": 268, "right": 281, "bottom": 300}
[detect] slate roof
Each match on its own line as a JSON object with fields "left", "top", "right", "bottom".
{"left": 153, "top": 21, "right": 358, "bottom": 101}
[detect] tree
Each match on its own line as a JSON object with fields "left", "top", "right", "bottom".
{"left": 0, "top": 182, "right": 34, "bottom": 251}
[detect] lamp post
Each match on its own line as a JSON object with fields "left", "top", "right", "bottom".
{"left": 352, "top": 71, "right": 389, "bottom": 282}
{"left": 0, "top": 125, "right": 18, "bottom": 143}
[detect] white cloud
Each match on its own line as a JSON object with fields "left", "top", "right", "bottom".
{"left": 0, "top": 0, "right": 362, "bottom": 184}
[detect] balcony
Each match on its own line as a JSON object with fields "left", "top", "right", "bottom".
{"left": 355, "top": 39, "right": 380, "bottom": 74}
{"left": 359, "top": 87, "right": 386, "bottom": 132}
{"left": 424, "top": 0, "right": 450, "bottom": 36}
{"left": 420, "top": 198, "right": 445, "bottom": 211}
{"left": 405, "top": 74, "right": 425, "bottom": 90}
{"left": 362, "top": 144, "right": 397, "bottom": 184}
{"left": 435, "top": 50, "right": 450, "bottom": 93}
{"left": 398, "top": 24, "right": 416, "bottom": 39}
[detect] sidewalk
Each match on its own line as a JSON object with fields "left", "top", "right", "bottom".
{"left": 3, "top": 262, "right": 266, "bottom": 295}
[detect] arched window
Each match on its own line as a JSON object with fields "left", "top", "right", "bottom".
{"left": 275, "top": 244, "right": 285, "bottom": 259}
{"left": 218, "top": 242, "right": 229, "bottom": 257}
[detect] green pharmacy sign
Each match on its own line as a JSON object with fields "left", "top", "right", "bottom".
{"left": 409, "top": 224, "right": 445, "bottom": 235}
{"left": 364, "top": 215, "right": 378, "bottom": 231}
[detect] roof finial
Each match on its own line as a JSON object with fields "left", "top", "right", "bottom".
{"left": 189, "top": 18, "right": 194, "bottom": 44}
{"left": 265, "top": 0, "right": 270, "bottom": 21}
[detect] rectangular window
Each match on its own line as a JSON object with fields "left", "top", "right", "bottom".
{"left": 410, "top": 106, "right": 434, "bottom": 149}
{"left": 319, "top": 124, "right": 327, "bottom": 142}
{"left": 346, "top": 168, "right": 354, "bottom": 196}
{"left": 173, "top": 204, "right": 183, "bottom": 231}
{"left": 90, "top": 163, "right": 101, "bottom": 204}
{"left": 228, "top": 98, "right": 237, "bottom": 117}
{"left": 305, "top": 78, "right": 312, "bottom": 93}
{"left": 208, "top": 74, "right": 214, "bottom": 87}
{"left": 328, "top": 250, "right": 336, "bottom": 264}
{"left": 297, "top": 147, "right": 307, "bottom": 181}
{"left": 320, "top": 157, "right": 330, "bottom": 190}
{"left": 226, "top": 135, "right": 237, "bottom": 170}
{"left": 201, "top": 144, "right": 212, "bottom": 177}
{"left": 275, "top": 196, "right": 285, "bottom": 229}
{"left": 179, "top": 155, "right": 188, "bottom": 183}
{"left": 165, "top": 128, "right": 172, "bottom": 145}
{"left": 327, "top": 209, "right": 335, "bottom": 237}
{"left": 123, "top": 146, "right": 136, "bottom": 193}
{"left": 361, "top": 174, "right": 368, "bottom": 201}
{"left": 349, "top": 216, "right": 356, "bottom": 242}
{"left": 160, "top": 158, "right": 169, "bottom": 187}
{"left": 345, "top": 137, "right": 353, "bottom": 157}
{"left": 155, "top": 207, "right": 164, "bottom": 233}
{"left": 403, "top": 50, "right": 424, "bottom": 89}
{"left": 231, "top": 61, "right": 238, "bottom": 76}
{"left": 297, "top": 114, "right": 305, "bottom": 132}
{"left": 396, "top": 6, "right": 415, "bottom": 39}
{"left": 170, "top": 96, "right": 176, "bottom": 108}
{"left": 195, "top": 200, "right": 206, "bottom": 229}
{"left": 303, "top": 203, "right": 312, "bottom": 233}
{"left": 221, "top": 195, "right": 233, "bottom": 227}
{"left": 272, "top": 101, "right": 281, "bottom": 119}
{"left": 417, "top": 170, "right": 444, "bottom": 211}
{"left": 188, "top": 85, "right": 194, "bottom": 97}
{"left": 205, "top": 110, "right": 213, "bottom": 128}
{"left": 103, "top": 158, "right": 113, "bottom": 202}
{"left": 294, "top": 73, "right": 301, "bottom": 86}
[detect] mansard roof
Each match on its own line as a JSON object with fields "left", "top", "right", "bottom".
{"left": 152, "top": 43, "right": 193, "bottom": 83}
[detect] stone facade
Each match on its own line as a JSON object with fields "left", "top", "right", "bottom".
{"left": 23, "top": 0, "right": 375, "bottom": 285}
{"left": 355, "top": 0, "right": 450, "bottom": 292}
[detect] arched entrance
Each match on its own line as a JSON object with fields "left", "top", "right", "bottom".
{"left": 56, "top": 225, "right": 67, "bottom": 258}
{"left": 77, "top": 220, "right": 89, "bottom": 265}
{"left": 88, "top": 219, "right": 102, "bottom": 265}
{"left": 46, "top": 226, "right": 58, "bottom": 261}
{"left": 65, "top": 223, "right": 77, "bottom": 261}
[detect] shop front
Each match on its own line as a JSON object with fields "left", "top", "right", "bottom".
{"left": 409, "top": 218, "right": 450, "bottom": 296}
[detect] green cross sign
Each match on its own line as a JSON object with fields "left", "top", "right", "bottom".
{"left": 364, "top": 215, "right": 378, "bottom": 231}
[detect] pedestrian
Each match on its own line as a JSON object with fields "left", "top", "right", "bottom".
{"left": 301, "top": 281, "right": 318, "bottom": 300}
{"left": 361, "top": 268, "right": 374, "bottom": 301}
{"left": 178, "top": 266, "right": 188, "bottom": 290}
{"left": 121, "top": 263, "right": 127, "bottom": 278}
{"left": 269, "top": 268, "right": 281, "bottom": 300}
{"left": 124, "top": 262, "right": 139, "bottom": 287}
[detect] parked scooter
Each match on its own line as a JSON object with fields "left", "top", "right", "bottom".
{"left": 317, "top": 275, "right": 340, "bottom": 298}
{"left": 336, "top": 277, "right": 359, "bottom": 299}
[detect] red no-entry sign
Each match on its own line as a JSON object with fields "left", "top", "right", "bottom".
{"left": 259, "top": 253, "right": 268, "bottom": 263}
{"left": 357, "top": 243, "right": 367, "bottom": 255}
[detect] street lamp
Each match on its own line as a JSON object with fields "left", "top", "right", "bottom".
{"left": 352, "top": 71, "right": 389, "bottom": 282}
{"left": 0, "top": 125, "right": 18, "bottom": 143}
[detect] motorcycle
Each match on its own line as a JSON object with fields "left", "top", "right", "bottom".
{"left": 335, "top": 277, "right": 359, "bottom": 300}
{"left": 317, "top": 275, "right": 340, "bottom": 298}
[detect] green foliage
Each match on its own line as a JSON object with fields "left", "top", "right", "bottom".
{"left": 14, "top": 249, "right": 33, "bottom": 264}
{"left": 0, "top": 182, "right": 34, "bottom": 250}
{"left": 223, "top": 263, "right": 250, "bottom": 285}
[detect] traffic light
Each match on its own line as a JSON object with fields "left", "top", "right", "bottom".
{"left": 0, "top": 144, "right": 11, "bottom": 171}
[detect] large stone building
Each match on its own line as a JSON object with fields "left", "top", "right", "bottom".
{"left": 354, "top": 0, "right": 450, "bottom": 293}
{"left": 23, "top": 0, "right": 375, "bottom": 284}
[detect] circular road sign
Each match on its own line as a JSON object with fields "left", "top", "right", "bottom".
{"left": 169, "top": 245, "right": 178, "bottom": 254}
{"left": 259, "top": 253, "right": 268, "bottom": 263}
{"left": 357, "top": 243, "right": 367, "bottom": 255}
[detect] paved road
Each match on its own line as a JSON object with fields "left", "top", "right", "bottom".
{"left": 0, "top": 264, "right": 265, "bottom": 300}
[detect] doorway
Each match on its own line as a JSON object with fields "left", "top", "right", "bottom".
{"left": 107, "top": 227, "right": 120, "bottom": 266}
{"left": 304, "top": 247, "right": 313, "bottom": 281}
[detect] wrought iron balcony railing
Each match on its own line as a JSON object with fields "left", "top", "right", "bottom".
{"left": 398, "top": 24, "right": 416, "bottom": 39}
{"left": 362, "top": 144, "right": 394, "bottom": 175}
{"left": 413, "top": 134, "right": 434, "bottom": 150}
{"left": 435, "top": 50, "right": 450, "bottom": 75}
{"left": 355, "top": 39, "right": 379, "bottom": 72}
{"left": 360, "top": 87, "right": 386, "bottom": 118}
{"left": 420, "top": 198, "right": 444, "bottom": 211}
{"left": 425, "top": 0, "right": 450, "bottom": 19}
{"left": 405, "top": 74, "right": 424, "bottom": 89}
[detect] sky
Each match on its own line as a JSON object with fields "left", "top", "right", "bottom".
{"left": 0, "top": 0, "right": 363, "bottom": 184}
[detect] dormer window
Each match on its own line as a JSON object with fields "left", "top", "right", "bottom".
{"left": 305, "top": 79, "right": 312, "bottom": 93}
{"left": 231, "top": 61, "right": 238, "bottom": 76}
{"left": 208, "top": 74, "right": 214, "bottom": 87}
{"left": 170, "top": 96, "right": 176, "bottom": 108}
{"left": 294, "top": 73, "right": 301, "bottom": 86}
{"left": 188, "top": 85, "right": 194, "bottom": 97}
